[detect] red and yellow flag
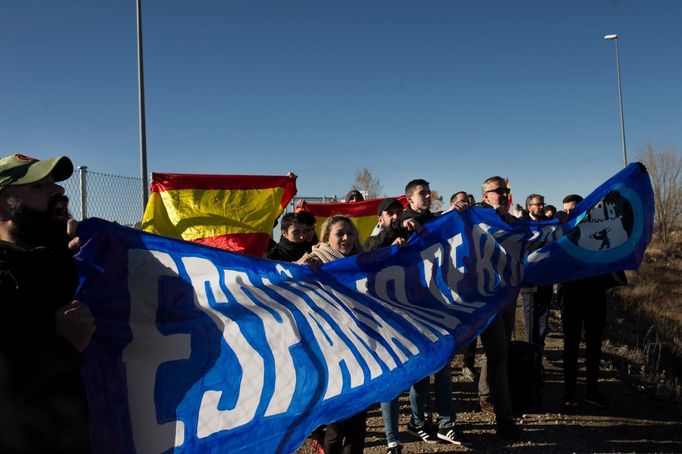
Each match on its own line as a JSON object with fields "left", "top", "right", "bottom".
{"left": 141, "top": 173, "right": 296, "bottom": 256}
{"left": 296, "top": 196, "right": 408, "bottom": 244}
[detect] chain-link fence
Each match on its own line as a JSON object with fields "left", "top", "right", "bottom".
{"left": 62, "top": 167, "right": 144, "bottom": 227}
{"left": 60, "top": 168, "right": 336, "bottom": 230}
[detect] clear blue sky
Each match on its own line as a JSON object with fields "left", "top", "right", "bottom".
{"left": 1, "top": 0, "right": 681, "bottom": 210}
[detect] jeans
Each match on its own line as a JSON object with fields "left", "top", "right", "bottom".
{"left": 380, "top": 398, "right": 400, "bottom": 445}
{"left": 409, "top": 363, "right": 455, "bottom": 428}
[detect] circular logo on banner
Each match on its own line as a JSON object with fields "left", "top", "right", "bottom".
{"left": 565, "top": 190, "right": 634, "bottom": 251}
{"left": 560, "top": 186, "right": 643, "bottom": 263}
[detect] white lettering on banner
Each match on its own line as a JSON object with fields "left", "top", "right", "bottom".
{"left": 419, "top": 234, "right": 483, "bottom": 312}
{"left": 296, "top": 282, "right": 383, "bottom": 380}
{"left": 471, "top": 223, "right": 502, "bottom": 295}
{"left": 320, "top": 285, "right": 419, "bottom": 367}
{"left": 223, "top": 272, "right": 301, "bottom": 417}
{"left": 182, "top": 257, "right": 265, "bottom": 438}
{"left": 124, "top": 250, "right": 190, "bottom": 453}
{"left": 265, "top": 281, "right": 364, "bottom": 400}
{"left": 368, "top": 265, "right": 458, "bottom": 337}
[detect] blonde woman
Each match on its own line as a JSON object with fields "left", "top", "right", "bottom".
{"left": 297, "top": 215, "right": 366, "bottom": 453}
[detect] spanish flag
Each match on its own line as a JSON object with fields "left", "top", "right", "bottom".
{"left": 141, "top": 173, "right": 297, "bottom": 256}
{"left": 296, "top": 196, "right": 408, "bottom": 244}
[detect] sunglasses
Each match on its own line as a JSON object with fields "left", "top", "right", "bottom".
{"left": 485, "top": 187, "right": 510, "bottom": 195}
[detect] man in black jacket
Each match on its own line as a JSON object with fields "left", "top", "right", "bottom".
{"left": 266, "top": 211, "right": 316, "bottom": 262}
{"left": 0, "top": 154, "right": 94, "bottom": 453}
{"left": 518, "top": 194, "right": 553, "bottom": 350}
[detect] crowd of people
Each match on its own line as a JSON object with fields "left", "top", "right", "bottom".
{"left": 267, "top": 175, "right": 623, "bottom": 454}
{"left": 0, "top": 153, "right": 621, "bottom": 453}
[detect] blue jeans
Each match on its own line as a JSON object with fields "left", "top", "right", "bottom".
{"left": 409, "top": 363, "right": 455, "bottom": 428}
{"left": 380, "top": 398, "right": 400, "bottom": 445}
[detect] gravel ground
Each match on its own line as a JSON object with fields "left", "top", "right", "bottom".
{"left": 299, "top": 305, "right": 682, "bottom": 453}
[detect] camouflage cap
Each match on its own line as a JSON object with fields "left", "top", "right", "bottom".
{"left": 0, "top": 154, "right": 73, "bottom": 191}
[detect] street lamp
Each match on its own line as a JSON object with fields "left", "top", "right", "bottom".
{"left": 603, "top": 34, "right": 627, "bottom": 167}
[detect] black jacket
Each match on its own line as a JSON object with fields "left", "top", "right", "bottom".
{"left": 0, "top": 241, "right": 90, "bottom": 452}
{"left": 363, "top": 220, "right": 412, "bottom": 251}
{"left": 265, "top": 237, "right": 314, "bottom": 262}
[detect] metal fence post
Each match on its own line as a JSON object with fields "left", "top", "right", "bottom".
{"left": 79, "top": 166, "right": 88, "bottom": 220}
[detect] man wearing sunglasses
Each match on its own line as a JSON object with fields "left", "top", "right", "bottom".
{"left": 474, "top": 175, "right": 523, "bottom": 440}
{"left": 518, "top": 194, "right": 553, "bottom": 351}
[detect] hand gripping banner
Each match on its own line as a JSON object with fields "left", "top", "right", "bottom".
{"left": 75, "top": 163, "right": 652, "bottom": 453}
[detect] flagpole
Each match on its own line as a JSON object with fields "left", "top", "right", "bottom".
{"left": 136, "top": 0, "right": 149, "bottom": 209}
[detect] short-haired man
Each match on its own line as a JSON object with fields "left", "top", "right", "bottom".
{"left": 266, "top": 212, "right": 316, "bottom": 262}
{"left": 559, "top": 194, "right": 625, "bottom": 409}
{"left": 448, "top": 191, "right": 478, "bottom": 381}
{"left": 363, "top": 198, "right": 420, "bottom": 251}
{"left": 518, "top": 194, "right": 553, "bottom": 350}
{"left": 404, "top": 179, "right": 437, "bottom": 223}
{"left": 402, "top": 179, "right": 466, "bottom": 445}
{"left": 474, "top": 175, "right": 523, "bottom": 440}
{"left": 0, "top": 154, "right": 94, "bottom": 452}
{"left": 364, "top": 198, "right": 422, "bottom": 452}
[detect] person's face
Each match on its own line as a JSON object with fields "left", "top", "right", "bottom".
{"left": 563, "top": 201, "right": 577, "bottom": 214}
{"left": 407, "top": 184, "right": 431, "bottom": 212}
{"left": 303, "top": 224, "right": 315, "bottom": 242}
{"left": 544, "top": 208, "right": 555, "bottom": 219}
{"left": 348, "top": 194, "right": 361, "bottom": 202}
{"left": 482, "top": 181, "right": 509, "bottom": 209}
{"left": 450, "top": 193, "right": 466, "bottom": 208}
{"left": 1, "top": 175, "right": 68, "bottom": 219}
{"left": 527, "top": 197, "right": 545, "bottom": 217}
{"left": 0, "top": 174, "right": 70, "bottom": 248}
{"left": 282, "top": 222, "right": 307, "bottom": 243}
{"left": 378, "top": 206, "right": 402, "bottom": 228}
{"left": 328, "top": 220, "right": 355, "bottom": 256}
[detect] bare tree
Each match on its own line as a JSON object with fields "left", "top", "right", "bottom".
{"left": 430, "top": 189, "right": 444, "bottom": 212}
{"left": 638, "top": 142, "right": 682, "bottom": 243}
{"left": 352, "top": 167, "right": 382, "bottom": 200}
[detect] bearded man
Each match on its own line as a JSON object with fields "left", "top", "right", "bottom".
{"left": 0, "top": 154, "right": 94, "bottom": 453}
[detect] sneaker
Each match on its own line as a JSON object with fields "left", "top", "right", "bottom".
{"left": 496, "top": 420, "right": 523, "bottom": 441}
{"left": 461, "top": 366, "right": 477, "bottom": 382}
{"left": 386, "top": 443, "right": 402, "bottom": 454}
{"left": 407, "top": 421, "right": 438, "bottom": 444}
{"left": 437, "top": 426, "right": 465, "bottom": 445}
{"left": 479, "top": 398, "right": 494, "bottom": 414}
{"left": 584, "top": 391, "right": 610, "bottom": 408}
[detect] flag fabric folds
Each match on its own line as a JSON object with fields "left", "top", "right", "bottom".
{"left": 296, "top": 195, "right": 408, "bottom": 244}
{"left": 76, "top": 163, "right": 652, "bottom": 453}
{"left": 141, "top": 173, "right": 297, "bottom": 256}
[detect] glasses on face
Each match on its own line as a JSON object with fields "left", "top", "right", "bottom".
{"left": 485, "top": 187, "right": 510, "bottom": 196}
{"left": 529, "top": 202, "right": 545, "bottom": 206}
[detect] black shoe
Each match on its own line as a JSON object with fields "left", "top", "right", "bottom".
{"left": 561, "top": 392, "right": 578, "bottom": 409}
{"left": 584, "top": 391, "right": 610, "bottom": 408}
{"left": 437, "top": 426, "right": 465, "bottom": 445}
{"left": 407, "top": 421, "right": 437, "bottom": 444}
{"left": 496, "top": 420, "right": 523, "bottom": 441}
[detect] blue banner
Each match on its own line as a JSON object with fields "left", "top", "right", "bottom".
{"left": 75, "top": 163, "right": 652, "bottom": 453}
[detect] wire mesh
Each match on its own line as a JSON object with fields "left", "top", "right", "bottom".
{"left": 62, "top": 168, "right": 144, "bottom": 228}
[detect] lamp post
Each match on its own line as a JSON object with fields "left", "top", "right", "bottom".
{"left": 603, "top": 34, "right": 627, "bottom": 167}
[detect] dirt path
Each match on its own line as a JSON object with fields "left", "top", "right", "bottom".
{"left": 301, "top": 304, "right": 682, "bottom": 453}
